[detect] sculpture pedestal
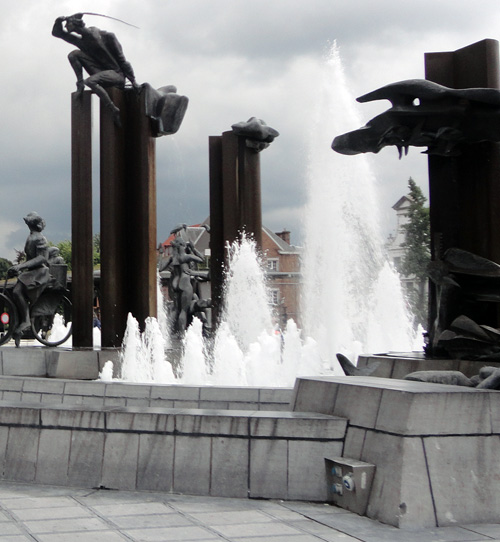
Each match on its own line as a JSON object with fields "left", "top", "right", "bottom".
{"left": 292, "top": 375, "right": 500, "bottom": 528}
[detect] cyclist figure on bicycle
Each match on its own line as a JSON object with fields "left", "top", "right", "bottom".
{"left": 7, "top": 212, "right": 52, "bottom": 345}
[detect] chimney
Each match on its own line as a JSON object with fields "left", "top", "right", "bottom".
{"left": 276, "top": 229, "right": 291, "bottom": 245}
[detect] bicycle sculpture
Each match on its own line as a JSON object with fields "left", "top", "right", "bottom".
{"left": 0, "top": 213, "right": 72, "bottom": 347}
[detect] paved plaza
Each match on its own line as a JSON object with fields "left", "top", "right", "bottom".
{"left": 0, "top": 482, "right": 499, "bottom": 542}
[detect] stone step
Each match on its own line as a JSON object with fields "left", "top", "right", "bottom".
{"left": 0, "top": 399, "right": 348, "bottom": 501}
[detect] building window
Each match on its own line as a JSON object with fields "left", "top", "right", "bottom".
{"left": 269, "top": 289, "right": 279, "bottom": 305}
{"left": 268, "top": 259, "right": 279, "bottom": 272}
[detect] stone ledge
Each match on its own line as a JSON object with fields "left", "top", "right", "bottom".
{"left": 0, "top": 375, "right": 293, "bottom": 411}
{"left": 291, "top": 376, "right": 497, "bottom": 435}
{"left": 0, "top": 399, "right": 347, "bottom": 501}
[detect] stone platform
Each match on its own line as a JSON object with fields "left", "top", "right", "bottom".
{"left": 357, "top": 352, "right": 500, "bottom": 379}
{"left": 292, "top": 375, "right": 500, "bottom": 528}
{"left": 0, "top": 374, "right": 346, "bottom": 503}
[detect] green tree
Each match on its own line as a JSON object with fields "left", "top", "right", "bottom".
{"left": 0, "top": 258, "right": 13, "bottom": 280}
{"left": 400, "top": 178, "right": 431, "bottom": 327}
{"left": 53, "top": 234, "right": 101, "bottom": 271}
{"left": 93, "top": 233, "right": 100, "bottom": 267}
{"left": 56, "top": 240, "right": 73, "bottom": 270}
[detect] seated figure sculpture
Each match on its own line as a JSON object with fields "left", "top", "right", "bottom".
{"left": 7, "top": 213, "right": 61, "bottom": 346}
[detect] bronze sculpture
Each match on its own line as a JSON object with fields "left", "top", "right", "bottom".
{"left": 52, "top": 13, "right": 140, "bottom": 126}
{"left": 159, "top": 228, "right": 212, "bottom": 336}
{"left": 6, "top": 213, "right": 70, "bottom": 346}
{"left": 332, "top": 79, "right": 500, "bottom": 158}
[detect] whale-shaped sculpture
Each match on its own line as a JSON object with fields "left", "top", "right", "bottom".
{"left": 332, "top": 79, "right": 500, "bottom": 158}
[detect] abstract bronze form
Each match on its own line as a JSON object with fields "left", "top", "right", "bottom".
{"left": 143, "top": 84, "right": 189, "bottom": 138}
{"left": 231, "top": 117, "right": 280, "bottom": 152}
{"left": 332, "top": 79, "right": 500, "bottom": 158}
{"left": 52, "top": 13, "right": 140, "bottom": 127}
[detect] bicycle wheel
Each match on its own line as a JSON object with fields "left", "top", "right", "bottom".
{"left": 31, "top": 296, "right": 72, "bottom": 347}
{"left": 0, "top": 294, "right": 17, "bottom": 346}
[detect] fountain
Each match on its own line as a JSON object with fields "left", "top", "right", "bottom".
{"left": 114, "top": 44, "right": 416, "bottom": 386}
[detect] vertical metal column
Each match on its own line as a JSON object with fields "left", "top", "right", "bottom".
{"left": 209, "top": 130, "right": 264, "bottom": 327}
{"left": 71, "top": 90, "right": 93, "bottom": 347}
{"left": 425, "top": 39, "right": 500, "bottom": 333}
{"left": 100, "top": 89, "right": 128, "bottom": 347}
{"left": 124, "top": 89, "right": 157, "bottom": 327}
{"left": 209, "top": 135, "right": 224, "bottom": 326}
{"left": 238, "top": 136, "right": 262, "bottom": 248}
{"left": 100, "top": 88, "right": 157, "bottom": 347}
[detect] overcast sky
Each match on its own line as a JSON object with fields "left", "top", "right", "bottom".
{"left": 0, "top": 0, "right": 499, "bottom": 259}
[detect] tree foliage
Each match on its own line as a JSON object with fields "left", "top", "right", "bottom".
{"left": 53, "top": 234, "right": 101, "bottom": 271}
{"left": 400, "top": 178, "right": 431, "bottom": 326}
{"left": 0, "top": 258, "right": 13, "bottom": 280}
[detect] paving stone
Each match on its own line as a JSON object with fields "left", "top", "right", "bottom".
{"left": 107, "top": 512, "right": 192, "bottom": 529}
{"left": 187, "top": 509, "right": 273, "bottom": 525}
{"left": 37, "top": 532, "right": 128, "bottom": 542}
{"left": 211, "top": 520, "right": 304, "bottom": 538}
{"left": 12, "top": 505, "right": 93, "bottom": 521}
{"left": 24, "top": 516, "right": 109, "bottom": 533}
{"left": 123, "top": 525, "right": 221, "bottom": 541}
{"left": 91, "top": 502, "right": 172, "bottom": 516}
{"left": 0, "top": 496, "right": 79, "bottom": 509}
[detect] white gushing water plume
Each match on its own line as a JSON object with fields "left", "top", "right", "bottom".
{"left": 102, "top": 43, "right": 418, "bottom": 386}
{"left": 300, "top": 43, "right": 415, "bottom": 367}
{"left": 110, "top": 237, "right": 329, "bottom": 387}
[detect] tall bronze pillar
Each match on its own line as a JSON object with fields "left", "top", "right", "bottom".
{"left": 71, "top": 90, "right": 94, "bottom": 347}
{"left": 209, "top": 131, "right": 263, "bottom": 324}
{"left": 425, "top": 39, "right": 500, "bottom": 335}
{"left": 100, "top": 88, "right": 157, "bottom": 347}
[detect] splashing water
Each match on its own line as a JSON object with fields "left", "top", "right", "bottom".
{"left": 116, "top": 236, "right": 333, "bottom": 387}
{"left": 301, "top": 43, "right": 415, "bottom": 365}
{"left": 111, "top": 43, "right": 417, "bottom": 387}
